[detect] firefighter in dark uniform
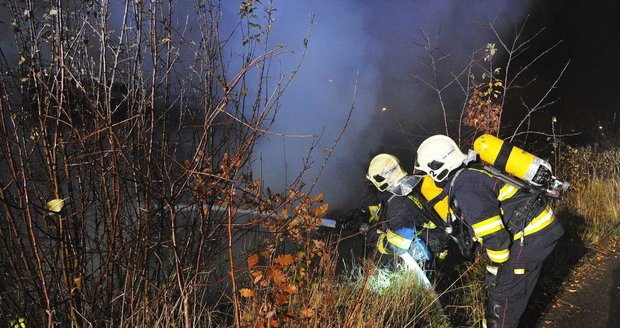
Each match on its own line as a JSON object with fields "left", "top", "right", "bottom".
{"left": 364, "top": 154, "right": 450, "bottom": 263}
{"left": 414, "top": 135, "right": 564, "bottom": 328}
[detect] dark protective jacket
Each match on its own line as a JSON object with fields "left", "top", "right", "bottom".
{"left": 369, "top": 190, "right": 448, "bottom": 257}
{"left": 448, "top": 166, "right": 560, "bottom": 273}
{"left": 448, "top": 165, "right": 565, "bottom": 328}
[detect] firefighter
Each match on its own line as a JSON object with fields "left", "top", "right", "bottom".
{"left": 364, "top": 153, "right": 450, "bottom": 263}
{"left": 414, "top": 135, "right": 564, "bottom": 328}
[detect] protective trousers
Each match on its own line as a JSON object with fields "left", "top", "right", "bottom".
{"left": 485, "top": 221, "right": 564, "bottom": 328}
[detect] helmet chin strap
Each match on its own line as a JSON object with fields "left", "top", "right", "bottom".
{"left": 388, "top": 175, "right": 422, "bottom": 196}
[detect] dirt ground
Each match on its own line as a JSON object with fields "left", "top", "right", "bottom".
{"left": 535, "top": 241, "right": 620, "bottom": 328}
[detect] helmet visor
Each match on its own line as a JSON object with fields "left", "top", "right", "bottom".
{"left": 388, "top": 175, "right": 422, "bottom": 196}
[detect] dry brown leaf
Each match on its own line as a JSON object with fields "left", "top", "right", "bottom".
{"left": 253, "top": 273, "right": 263, "bottom": 284}
{"left": 274, "top": 254, "right": 294, "bottom": 267}
{"left": 248, "top": 253, "right": 259, "bottom": 268}
{"left": 275, "top": 293, "right": 289, "bottom": 306}
{"left": 270, "top": 269, "right": 287, "bottom": 285}
{"left": 74, "top": 276, "right": 82, "bottom": 290}
{"left": 261, "top": 246, "right": 274, "bottom": 259}
{"left": 239, "top": 288, "right": 255, "bottom": 298}
{"left": 300, "top": 308, "right": 315, "bottom": 318}
{"left": 314, "top": 194, "right": 324, "bottom": 202}
{"left": 312, "top": 239, "right": 325, "bottom": 250}
{"left": 279, "top": 284, "right": 298, "bottom": 295}
{"left": 270, "top": 319, "right": 280, "bottom": 327}
{"left": 312, "top": 203, "right": 329, "bottom": 217}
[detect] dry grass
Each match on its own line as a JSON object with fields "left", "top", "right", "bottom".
{"left": 238, "top": 256, "right": 451, "bottom": 328}
{"left": 557, "top": 145, "right": 620, "bottom": 244}
{"left": 231, "top": 144, "right": 620, "bottom": 328}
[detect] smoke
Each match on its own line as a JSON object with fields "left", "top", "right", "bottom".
{"left": 0, "top": 0, "right": 533, "bottom": 211}
{"left": 251, "top": 1, "right": 532, "bottom": 211}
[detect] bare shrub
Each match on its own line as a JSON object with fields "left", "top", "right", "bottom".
{"left": 0, "top": 1, "right": 313, "bottom": 326}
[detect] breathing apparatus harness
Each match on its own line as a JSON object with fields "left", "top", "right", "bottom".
{"left": 429, "top": 168, "right": 477, "bottom": 259}
{"left": 427, "top": 162, "right": 552, "bottom": 258}
{"left": 482, "top": 165, "right": 549, "bottom": 246}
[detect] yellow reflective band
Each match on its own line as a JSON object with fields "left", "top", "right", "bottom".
{"left": 422, "top": 221, "right": 437, "bottom": 229}
{"left": 468, "top": 167, "right": 494, "bottom": 177}
{"left": 487, "top": 248, "right": 510, "bottom": 263}
{"left": 486, "top": 265, "right": 498, "bottom": 275}
{"left": 376, "top": 233, "right": 390, "bottom": 254}
{"left": 386, "top": 229, "right": 413, "bottom": 250}
{"left": 377, "top": 233, "right": 389, "bottom": 255}
{"left": 513, "top": 207, "right": 555, "bottom": 240}
{"left": 472, "top": 215, "right": 505, "bottom": 238}
{"left": 368, "top": 204, "right": 381, "bottom": 223}
{"left": 407, "top": 195, "right": 424, "bottom": 209}
{"left": 514, "top": 268, "right": 525, "bottom": 275}
{"left": 497, "top": 183, "right": 518, "bottom": 201}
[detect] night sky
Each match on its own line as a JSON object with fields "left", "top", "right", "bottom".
{"left": 526, "top": 0, "right": 620, "bottom": 128}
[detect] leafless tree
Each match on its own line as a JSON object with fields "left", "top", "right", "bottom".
{"left": 413, "top": 16, "right": 575, "bottom": 147}
{"left": 0, "top": 1, "right": 328, "bottom": 326}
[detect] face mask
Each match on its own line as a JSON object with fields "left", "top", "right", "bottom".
{"left": 388, "top": 175, "right": 422, "bottom": 196}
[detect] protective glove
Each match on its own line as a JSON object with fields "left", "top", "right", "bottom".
{"left": 339, "top": 208, "right": 368, "bottom": 232}
{"left": 426, "top": 238, "right": 448, "bottom": 260}
{"left": 426, "top": 233, "right": 450, "bottom": 258}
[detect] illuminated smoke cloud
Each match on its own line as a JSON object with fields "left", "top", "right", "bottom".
{"left": 251, "top": 1, "right": 531, "bottom": 211}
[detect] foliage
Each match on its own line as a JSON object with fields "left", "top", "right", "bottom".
{"left": 462, "top": 44, "right": 504, "bottom": 135}
{"left": 0, "top": 0, "right": 309, "bottom": 326}
{"left": 238, "top": 192, "right": 328, "bottom": 327}
{"left": 417, "top": 18, "right": 567, "bottom": 143}
{"left": 231, "top": 189, "right": 455, "bottom": 327}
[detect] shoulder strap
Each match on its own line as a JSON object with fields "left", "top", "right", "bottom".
{"left": 447, "top": 168, "right": 467, "bottom": 209}
{"left": 411, "top": 190, "right": 449, "bottom": 230}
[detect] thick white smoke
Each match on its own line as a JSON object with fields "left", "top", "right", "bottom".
{"left": 251, "top": 1, "right": 532, "bottom": 211}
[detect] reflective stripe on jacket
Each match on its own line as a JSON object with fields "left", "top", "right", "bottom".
{"left": 379, "top": 192, "right": 441, "bottom": 254}
{"left": 450, "top": 167, "right": 554, "bottom": 266}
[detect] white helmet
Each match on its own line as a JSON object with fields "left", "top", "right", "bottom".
{"left": 415, "top": 135, "right": 467, "bottom": 183}
{"left": 366, "top": 154, "right": 408, "bottom": 192}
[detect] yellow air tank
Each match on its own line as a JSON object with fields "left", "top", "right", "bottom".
{"left": 473, "top": 134, "right": 553, "bottom": 187}
{"left": 420, "top": 175, "right": 449, "bottom": 221}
